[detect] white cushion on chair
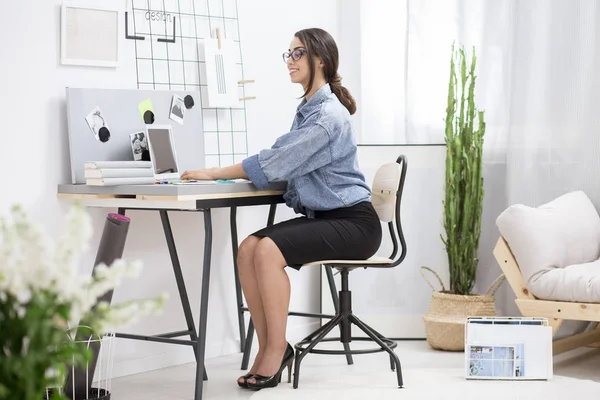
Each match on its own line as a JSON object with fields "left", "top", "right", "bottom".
{"left": 496, "top": 190, "right": 600, "bottom": 302}
{"left": 371, "top": 162, "right": 402, "bottom": 223}
{"left": 302, "top": 256, "right": 393, "bottom": 267}
{"left": 530, "top": 258, "right": 600, "bottom": 302}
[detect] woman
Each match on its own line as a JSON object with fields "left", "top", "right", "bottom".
{"left": 181, "top": 28, "right": 382, "bottom": 390}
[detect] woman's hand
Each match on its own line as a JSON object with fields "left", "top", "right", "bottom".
{"left": 180, "top": 163, "right": 248, "bottom": 181}
{"left": 180, "top": 168, "right": 217, "bottom": 180}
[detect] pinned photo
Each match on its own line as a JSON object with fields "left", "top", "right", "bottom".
{"left": 85, "top": 106, "right": 111, "bottom": 142}
{"left": 169, "top": 94, "right": 185, "bottom": 125}
{"left": 130, "top": 131, "right": 149, "bottom": 161}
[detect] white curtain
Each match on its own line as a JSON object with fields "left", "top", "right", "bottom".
{"left": 358, "top": 1, "right": 408, "bottom": 144}
{"left": 356, "top": 0, "right": 600, "bottom": 334}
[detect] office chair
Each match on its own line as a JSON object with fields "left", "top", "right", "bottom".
{"left": 293, "top": 154, "right": 408, "bottom": 389}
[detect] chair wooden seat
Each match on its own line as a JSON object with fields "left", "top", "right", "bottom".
{"left": 302, "top": 256, "right": 394, "bottom": 267}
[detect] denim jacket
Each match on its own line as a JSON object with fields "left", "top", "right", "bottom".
{"left": 242, "top": 84, "right": 371, "bottom": 216}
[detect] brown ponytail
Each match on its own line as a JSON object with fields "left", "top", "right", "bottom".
{"left": 329, "top": 73, "right": 357, "bottom": 115}
{"left": 295, "top": 28, "right": 358, "bottom": 115}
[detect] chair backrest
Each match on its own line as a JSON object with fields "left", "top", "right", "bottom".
{"left": 371, "top": 155, "right": 407, "bottom": 266}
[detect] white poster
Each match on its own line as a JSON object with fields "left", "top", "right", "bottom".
{"left": 202, "top": 35, "right": 239, "bottom": 108}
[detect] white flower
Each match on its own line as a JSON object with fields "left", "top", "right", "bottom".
{"left": 93, "top": 293, "right": 168, "bottom": 334}
{"left": 17, "top": 289, "right": 31, "bottom": 304}
{"left": 0, "top": 203, "right": 165, "bottom": 337}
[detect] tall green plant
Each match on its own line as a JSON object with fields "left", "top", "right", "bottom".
{"left": 441, "top": 44, "right": 485, "bottom": 295}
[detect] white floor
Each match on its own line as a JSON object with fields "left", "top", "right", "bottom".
{"left": 110, "top": 341, "right": 600, "bottom": 400}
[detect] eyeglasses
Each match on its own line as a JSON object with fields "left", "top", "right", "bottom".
{"left": 282, "top": 48, "right": 307, "bottom": 63}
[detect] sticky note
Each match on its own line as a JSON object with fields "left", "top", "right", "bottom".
{"left": 138, "top": 98, "right": 154, "bottom": 120}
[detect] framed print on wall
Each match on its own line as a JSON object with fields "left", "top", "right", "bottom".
{"left": 61, "top": 1, "right": 121, "bottom": 67}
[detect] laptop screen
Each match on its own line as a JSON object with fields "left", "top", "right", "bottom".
{"left": 147, "top": 127, "right": 179, "bottom": 175}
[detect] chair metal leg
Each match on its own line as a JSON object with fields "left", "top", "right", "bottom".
{"left": 349, "top": 314, "right": 403, "bottom": 388}
{"left": 324, "top": 265, "right": 353, "bottom": 366}
{"left": 345, "top": 315, "right": 395, "bottom": 371}
{"left": 338, "top": 312, "right": 395, "bottom": 371}
{"left": 293, "top": 314, "right": 343, "bottom": 389}
{"left": 348, "top": 315, "right": 390, "bottom": 342}
{"left": 293, "top": 269, "right": 403, "bottom": 390}
{"left": 241, "top": 319, "right": 254, "bottom": 370}
{"left": 325, "top": 265, "right": 340, "bottom": 312}
{"left": 299, "top": 312, "right": 340, "bottom": 344}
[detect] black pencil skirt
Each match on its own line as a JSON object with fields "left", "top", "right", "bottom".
{"left": 251, "top": 201, "right": 382, "bottom": 270}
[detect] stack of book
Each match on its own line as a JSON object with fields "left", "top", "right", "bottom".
{"left": 84, "top": 161, "right": 156, "bottom": 186}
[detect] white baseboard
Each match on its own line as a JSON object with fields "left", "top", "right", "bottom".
{"left": 111, "top": 348, "right": 194, "bottom": 379}
{"left": 110, "top": 336, "right": 238, "bottom": 379}
{"left": 109, "top": 320, "right": 322, "bottom": 379}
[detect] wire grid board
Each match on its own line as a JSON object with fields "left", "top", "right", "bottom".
{"left": 128, "top": 0, "right": 249, "bottom": 168}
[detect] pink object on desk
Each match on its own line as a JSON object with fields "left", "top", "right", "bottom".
{"left": 108, "top": 213, "right": 130, "bottom": 222}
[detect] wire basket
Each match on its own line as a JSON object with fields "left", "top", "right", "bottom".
{"left": 44, "top": 326, "right": 116, "bottom": 400}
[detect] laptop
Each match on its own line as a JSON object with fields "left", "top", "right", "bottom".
{"left": 146, "top": 124, "right": 234, "bottom": 185}
{"left": 146, "top": 124, "right": 186, "bottom": 183}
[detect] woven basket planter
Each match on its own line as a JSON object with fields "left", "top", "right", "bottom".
{"left": 420, "top": 266, "right": 505, "bottom": 351}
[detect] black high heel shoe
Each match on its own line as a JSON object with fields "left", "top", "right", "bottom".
{"left": 237, "top": 373, "right": 255, "bottom": 388}
{"left": 246, "top": 343, "right": 294, "bottom": 391}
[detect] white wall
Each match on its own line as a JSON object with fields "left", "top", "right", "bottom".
{"left": 337, "top": 0, "right": 362, "bottom": 142}
{"left": 0, "top": 0, "right": 339, "bottom": 378}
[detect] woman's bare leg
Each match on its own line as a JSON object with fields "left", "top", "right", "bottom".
{"left": 247, "top": 238, "right": 291, "bottom": 383}
{"left": 236, "top": 236, "right": 268, "bottom": 384}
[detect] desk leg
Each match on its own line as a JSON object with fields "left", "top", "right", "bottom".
{"left": 159, "top": 210, "right": 208, "bottom": 381}
{"left": 266, "top": 203, "right": 277, "bottom": 226}
{"left": 230, "top": 206, "right": 246, "bottom": 353}
{"left": 241, "top": 203, "right": 278, "bottom": 370}
{"left": 194, "top": 209, "right": 213, "bottom": 400}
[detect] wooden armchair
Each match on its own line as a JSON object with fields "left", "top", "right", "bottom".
{"left": 493, "top": 236, "right": 600, "bottom": 355}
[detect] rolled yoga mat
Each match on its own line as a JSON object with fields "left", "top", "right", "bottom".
{"left": 64, "top": 212, "right": 131, "bottom": 400}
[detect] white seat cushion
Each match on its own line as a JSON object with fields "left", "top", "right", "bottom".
{"left": 496, "top": 190, "right": 600, "bottom": 303}
{"left": 302, "top": 256, "right": 393, "bottom": 267}
{"left": 530, "top": 258, "right": 600, "bottom": 302}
